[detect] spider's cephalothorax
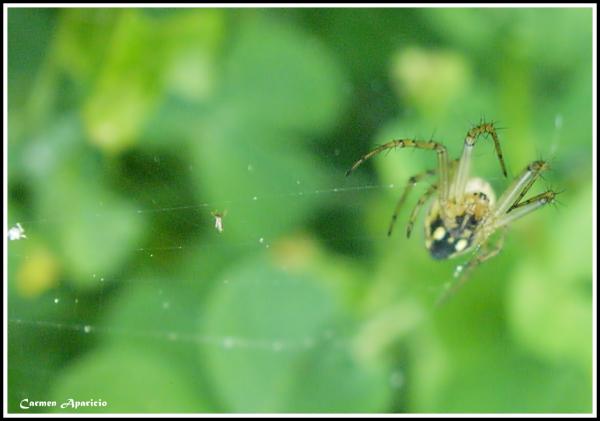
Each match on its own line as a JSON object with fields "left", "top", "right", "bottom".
{"left": 346, "top": 121, "right": 557, "bottom": 302}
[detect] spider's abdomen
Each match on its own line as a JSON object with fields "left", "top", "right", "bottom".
{"left": 425, "top": 214, "right": 478, "bottom": 260}
{"left": 424, "top": 184, "right": 493, "bottom": 260}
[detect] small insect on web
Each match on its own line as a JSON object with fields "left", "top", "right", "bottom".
{"left": 345, "top": 120, "right": 559, "bottom": 304}
{"left": 211, "top": 210, "right": 227, "bottom": 233}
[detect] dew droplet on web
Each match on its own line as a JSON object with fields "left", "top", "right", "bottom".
{"left": 259, "top": 237, "right": 264, "bottom": 244}
{"left": 253, "top": 196, "right": 258, "bottom": 201}
{"left": 54, "top": 298, "right": 60, "bottom": 304}
{"left": 453, "top": 265, "right": 464, "bottom": 278}
{"left": 83, "top": 325, "right": 92, "bottom": 334}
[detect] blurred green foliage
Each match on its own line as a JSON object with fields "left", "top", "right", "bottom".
{"left": 7, "top": 7, "right": 593, "bottom": 414}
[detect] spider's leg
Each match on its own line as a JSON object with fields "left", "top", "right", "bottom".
{"left": 467, "top": 121, "right": 508, "bottom": 177}
{"left": 492, "top": 160, "right": 549, "bottom": 217}
{"left": 494, "top": 190, "right": 556, "bottom": 228}
{"left": 506, "top": 161, "right": 551, "bottom": 212}
{"left": 435, "top": 227, "right": 508, "bottom": 306}
{"left": 345, "top": 139, "right": 450, "bottom": 203}
{"left": 387, "top": 168, "right": 436, "bottom": 237}
{"left": 406, "top": 184, "right": 438, "bottom": 239}
{"left": 452, "top": 121, "right": 508, "bottom": 201}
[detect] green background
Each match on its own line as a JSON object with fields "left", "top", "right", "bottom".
{"left": 7, "top": 7, "right": 593, "bottom": 414}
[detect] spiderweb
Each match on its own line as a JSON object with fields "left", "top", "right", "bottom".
{"left": 7, "top": 7, "right": 585, "bottom": 412}
{"left": 7, "top": 143, "right": 428, "bottom": 411}
{"left": 6, "top": 103, "right": 579, "bottom": 415}
{"left": 8, "top": 172, "right": 410, "bottom": 333}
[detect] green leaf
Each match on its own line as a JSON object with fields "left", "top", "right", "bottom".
{"left": 82, "top": 10, "right": 168, "bottom": 153}
{"left": 51, "top": 345, "right": 210, "bottom": 413}
{"left": 200, "top": 255, "right": 389, "bottom": 412}
{"left": 31, "top": 118, "right": 146, "bottom": 288}
{"left": 507, "top": 185, "right": 592, "bottom": 372}
{"left": 161, "top": 9, "right": 225, "bottom": 102}
{"left": 101, "top": 276, "right": 205, "bottom": 361}
{"left": 40, "top": 172, "right": 145, "bottom": 288}
{"left": 54, "top": 9, "right": 120, "bottom": 85}
{"left": 221, "top": 17, "right": 347, "bottom": 136}
{"left": 286, "top": 342, "right": 390, "bottom": 412}
{"left": 409, "top": 327, "right": 592, "bottom": 413}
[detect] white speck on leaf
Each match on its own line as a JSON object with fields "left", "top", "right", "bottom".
{"left": 7, "top": 223, "right": 26, "bottom": 241}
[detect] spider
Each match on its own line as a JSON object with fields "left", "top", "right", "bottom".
{"left": 346, "top": 121, "right": 557, "bottom": 303}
